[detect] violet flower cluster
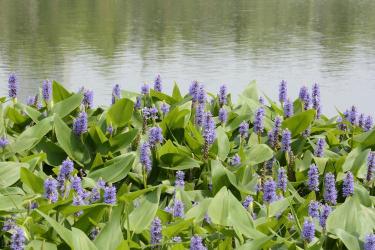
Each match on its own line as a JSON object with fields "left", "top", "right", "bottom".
{"left": 253, "top": 107, "right": 265, "bottom": 134}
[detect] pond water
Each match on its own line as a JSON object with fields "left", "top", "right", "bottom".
{"left": 1, "top": 0, "right": 375, "bottom": 115}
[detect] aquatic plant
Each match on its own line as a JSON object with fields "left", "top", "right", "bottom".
{"left": 0, "top": 78, "right": 373, "bottom": 249}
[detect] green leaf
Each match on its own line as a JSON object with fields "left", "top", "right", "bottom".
{"left": 52, "top": 93, "right": 83, "bottom": 118}
{"left": 128, "top": 188, "right": 161, "bottom": 233}
{"left": 11, "top": 116, "right": 53, "bottom": 153}
{"left": 72, "top": 227, "right": 98, "bottom": 250}
{"left": 331, "top": 228, "right": 360, "bottom": 250}
{"left": 237, "top": 236, "right": 273, "bottom": 250}
{"left": 282, "top": 109, "right": 316, "bottom": 136}
{"left": 20, "top": 167, "right": 44, "bottom": 193}
{"left": 268, "top": 197, "right": 292, "bottom": 217}
{"left": 238, "top": 80, "right": 259, "bottom": 102}
{"left": 150, "top": 89, "right": 176, "bottom": 104}
{"left": 341, "top": 147, "right": 370, "bottom": 175}
{"left": 245, "top": 144, "right": 274, "bottom": 165}
{"left": 109, "top": 129, "right": 138, "bottom": 152}
{"left": 326, "top": 196, "right": 375, "bottom": 238}
{"left": 94, "top": 204, "right": 124, "bottom": 250}
{"left": 0, "top": 162, "right": 29, "bottom": 188}
{"left": 7, "top": 106, "right": 28, "bottom": 124}
{"left": 162, "top": 218, "right": 194, "bottom": 237}
{"left": 88, "top": 153, "right": 135, "bottom": 183}
{"left": 216, "top": 126, "right": 230, "bottom": 161}
{"left": 107, "top": 98, "right": 134, "bottom": 127}
{"left": 36, "top": 210, "right": 74, "bottom": 248}
{"left": 26, "top": 240, "right": 57, "bottom": 250}
{"left": 52, "top": 80, "right": 72, "bottom": 103}
{"left": 208, "top": 187, "right": 264, "bottom": 239}
{"left": 14, "top": 103, "right": 42, "bottom": 123}
{"left": 172, "top": 82, "right": 183, "bottom": 101}
{"left": 54, "top": 115, "right": 91, "bottom": 165}
{"left": 0, "top": 195, "right": 23, "bottom": 211}
{"left": 36, "top": 139, "right": 67, "bottom": 166}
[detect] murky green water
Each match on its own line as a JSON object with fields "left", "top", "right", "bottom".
{"left": 1, "top": 0, "right": 375, "bottom": 114}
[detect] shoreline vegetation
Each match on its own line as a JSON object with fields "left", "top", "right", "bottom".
{"left": 0, "top": 74, "right": 374, "bottom": 249}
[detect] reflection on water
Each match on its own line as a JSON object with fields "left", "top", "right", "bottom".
{"left": 0, "top": 0, "right": 375, "bottom": 114}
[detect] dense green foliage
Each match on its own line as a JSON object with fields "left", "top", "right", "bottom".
{"left": 0, "top": 80, "right": 374, "bottom": 250}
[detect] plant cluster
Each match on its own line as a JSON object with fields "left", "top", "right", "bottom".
{"left": 0, "top": 74, "right": 374, "bottom": 250}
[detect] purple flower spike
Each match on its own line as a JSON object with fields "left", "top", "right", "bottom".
{"left": 277, "top": 167, "right": 287, "bottom": 192}
{"left": 359, "top": 113, "right": 365, "bottom": 128}
{"left": 279, "top": 80, "right": 287, "bottom": 103}
{"left": 312, "top": 83, "right": 321, "bottom": 118}
{"left": 189, "top": 81, "right": 200, "bottom": 102}
{"left": 42, "top": 80, "right": 52, "bottom": 102}
{"left": 263, "top": 179, "right": 277, "bottom": 204}
{"left": 259, "top": 96, "right": 265, "bottom": 105}
{"left": 112, "top": 84, "right": 121, "bottom": 104}
{"left": 299, "top": 86, "right": 308, "bottom": 100}
{"left": 154, "top": 75, "right": 162, "bottom": 92}
{"left": 197, "top": 85, "right": 206, "bottom": 104}
{"left": 239, "top": 121, "right": 249, "bottom": 139}
{"left": 73, "top": 112, "right": 88, "bottom": 136}
{"left": 324, "top": 173, "right": 337, "bottom": 205}
{"left": 364, "top": 115, "right": 373, "bottom": 132}
{"left": 367, "top": 151, "right": 375, "bottom": 182}
{"left": 3, "top": 217, "right": 15, "bottom": 231}
{"left": 253, "top": 107, "right": 265, "bottom": 134}
{"left": 140, "top": 142, "right": 152, "bottom": 174}
{"left": 71, "top": 175, "right": 84, "bottom": 194}
{"left": 148, "top": 127, "right": 163, "bottom": 147}
{"left": 302, "top": 127, "right": 311, "bottom": 138}
{"left": 26, "top": 96, "right": 36, "bottom": 106}
{"left": 73, "top": 194, "right": 85, "bottom": 216}
{"left": 8, "top": 73, "right": 18, "bottom": 99}
{"left": 190, "top": 235, "right": 207, "bottom": 250}
{"left": 218, "top": 85, "right": 227, "bottom": 106}
{"left": 104, "top": 185, "right": 116, "bottom": 204}
{"left": 319, "top": 204, "right": 331, "bottom": 229}
{"left": 150, "top": 217, "right": 162, "bottom": 245}
{"left": 283, "top": 99, "right": 294, "bottom": 118}
{"left": 161, "top": 103, "right": 170, "bottom": 115}
{"left": 135, "top": 96, "right": 142, "bottom": 109}
{"left": 44, "top": 177, "right": 58, "bottom": 203}
{"left": 203, "top": 112, "right": 216, "bottom": 146}
{"left": 0, "top": 137, "right": 9, "bottom": 149}
{"left": 342, "top": 171, "right": 354, "bottom": 197}
{"left": 308, "top": 164, "right": 319, "bottom": 191}
{"left": 218, "top": 108, "right": 227, "bottom": 124}
{"left": 195, "top": 103, "right": 205, "bottom": 127}
{"left": 230, "top": 154, "right": 241, "bottom": 166}
{"left": 308, "top": 200, "right": 320, "bottom": 218}
{"left": 269, "top": 116, "right": 282, "bottom": 147}
{"left": 10, "top": 227, "right": 25, "bottom": 250}
{"left": 302, "top": 219, "right": 315, "bottom": 243}
{"left": 281, "top": 129, "right": 291, "bottom": 152}
{"left": 82, "top": 88, "right": 94, "bottom": 109}
{"left": 364, "top": 234, "right": 375, "bottom": 250}
{"left": 314, "top": 138, "right": 325, "bottom": 157}
{"left": 173, "top": 199, "right": 184, "bottom": 218}
{"left": 299, "top": 86, "right": 311, "bottom": 110}
{"left": 242, "top": 195, "right": 253, "bottom": 209}
{"left": 90, "top": 188, "right": 100, "bottom": 203}
{"left": 175, "top": 170, "right": 185, "bottom": 188}
{"left": 348, "top": 105, "right": 358, "bottom": 125}
{"left": 57, "top": 158, "right": 74, "bottom": 189}
{"left": 141, "top": 83, "right": 150, "bottom": 95}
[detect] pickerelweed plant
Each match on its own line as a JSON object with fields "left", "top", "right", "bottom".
{"left": 0, "top": 75, "right": 374, "bottom": 249}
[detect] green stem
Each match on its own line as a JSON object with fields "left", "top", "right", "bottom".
{"left": 125, "top": 202, "right": 131, "bottom": 240}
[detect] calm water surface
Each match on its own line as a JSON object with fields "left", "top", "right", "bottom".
{"left": 1, "top": 0, "right": 375, "bottom": 115}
